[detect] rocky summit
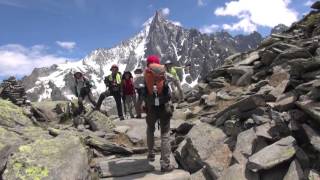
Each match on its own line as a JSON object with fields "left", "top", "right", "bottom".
{"left": 2, "top": 2, "right": 320, "bottom": 180}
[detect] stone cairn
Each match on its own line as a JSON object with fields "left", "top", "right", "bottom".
{"left": 0, "top": 76, "right": 28, "bottom": 106}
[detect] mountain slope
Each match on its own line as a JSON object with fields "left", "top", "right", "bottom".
{"left": 22, "top": 11, "right": 263, "bottom": 102}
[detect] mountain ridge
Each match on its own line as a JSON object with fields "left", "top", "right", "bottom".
{"left": 22, "top": 11, "right": 263, "bottom": 102}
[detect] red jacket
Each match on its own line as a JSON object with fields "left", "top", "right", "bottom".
{"left": 122, "top": 79, "right": 135, "bottom": 95}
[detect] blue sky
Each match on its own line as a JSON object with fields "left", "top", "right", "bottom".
{"left": 0, "top": 0, "right": 315, "bottom": 79}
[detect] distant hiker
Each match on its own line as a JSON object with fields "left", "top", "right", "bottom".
{"left": 143, "top": 55, "right": 175, "bottom": 172}
{"left": 73, "top": 72, "right": 97, "bottom": 114}
{"left": 164, "top": 60, "right": 185, "bottom": 102}
{"left": 96, "top": 64, "right": 124, "bottom": 120}
{"left": 122, "top": 71, "right": 136, "bottom": 118}
{"left": 133, "top": 67, "right": 144, "bottom": 119}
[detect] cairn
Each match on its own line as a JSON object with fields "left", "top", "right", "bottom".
{"left": 0, "top": 76, "right": 28, "bottom": 106}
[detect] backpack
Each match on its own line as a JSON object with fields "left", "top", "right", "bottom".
{"left": 144, "top": 63, "right": 171, "bottom": 106}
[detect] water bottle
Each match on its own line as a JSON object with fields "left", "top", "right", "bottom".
{"left": 153, "top": 85, "right": 159, "bottom": 106}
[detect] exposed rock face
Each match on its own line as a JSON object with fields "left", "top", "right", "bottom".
{"left": 3, "top": 135, "right": 89, "bottom": 180}
{"left": 21, "top": 11, "right": 262, "bottom": 102}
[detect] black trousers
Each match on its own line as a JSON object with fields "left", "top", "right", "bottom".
{"left": 97, "top": 91, "right": 123, "bottom": 118}
{"left": 78, "top": 88, "right": 97, "bottom": 114}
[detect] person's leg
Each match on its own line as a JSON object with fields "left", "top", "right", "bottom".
{"left": 146, "top": 106, "right": 157, "bottom": 161}
{"left": 96, "top": 92, "right": 107, "bottom": 110}
{"left": 87, "top": 91, "right": 97, "bottom": 107}
{"left": 114, "top": 93, "right": 124, "bottom": 119}
{"left": 159, "top": 103, "right": 174, "bottom": 171}
{"left": 77, "top": 96, "right": 84, "bottom": 114}
{"left": 135, "top": 95, "right": 142, "bottom": 118}
{"left": 176, "top": 80, "right": 184, "bottom": 102}
{"left": 127, "top": 95, "right": 135, "bottom": 118}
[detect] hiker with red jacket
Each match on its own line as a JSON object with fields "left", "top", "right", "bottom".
{"left": 142, "top": 55, "right": 175, "bottom": 172}
{"left": 96, "top": 64, "right": 124, "bottom": 120}
{"left": 122, "top": 71, "right": 136, "bottom": 118}
{"left": 73, "top": 71, "right": 97, "bottom": 114}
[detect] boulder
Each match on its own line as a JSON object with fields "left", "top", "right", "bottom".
{"left": 269, "top": 80, "right": 289, "bottom": 99}
{"left": 3, "top": 135, "right": 89, "bottom": 180}
{"left": 247, "top": 136, "right": 297, "bottom": 172}
{"left": 309, "top": 170, "right": 320, "bottom": 180}
{"left": 218, "top": 164, "right": 259, "bottom": 180}
{"left": 113, "top": 126, "right": 130, "bottom": 134}
{"left": 103, "top": 169, "right": 191, "bottom": 180}
{"left": 271, "top": 48, "right": 312, "bottom": 67}
{"left": 302, "top": 124, "right": 320, "bottom": 152}
{"left": 85, "top": 136, "right": 133, "bottom": 156}
{"left": 175, "top": 122, "right": 231, "bottom": 179}
{"left": 213, "top": 95, "right": 265, "bottom": 126}
{"left": 96, "top": 154, "right": 178, "bottom": 178}
{"left": 283, "top": 160, "right": 305, "bottom": 180}
{"left": 260, "top": 50, "right": 278, "bottom": 65}
{"left": 236, "top": 51, "right": 260, "bottom": 65}
{"left": 84, "top": 110, "right": 115, "bottom": 132}
{"left": 0, "top": 99, "right": 33, "bottom": 128}
{"left": 233, "top": 128, "right": 257, "bottom": 164}
{"left": 296, "top": 100, "right": 320, "bottom": 124}
{"left": 227, "top": 66, "right": 254, "bottom": 86}
{"left": 269, "top": 69, "right": 290, "bottom": 87}
{"left": 115, "top": 119, "right": 160, "bottom": 144}
{"left": 190, "top": 168, "right": 209, "bottom": 180}
{"left": 273, "top": 92, "right": 298, "bottom": 111}
{"left": 208, "top": 77, "right": 228, "bottom": 88}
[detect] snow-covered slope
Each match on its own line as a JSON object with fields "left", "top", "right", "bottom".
{"left": 22, "top": 11, "right": 263, "bottom": 102}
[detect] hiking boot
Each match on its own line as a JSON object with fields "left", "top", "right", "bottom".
{"left": 161, "top": 164, "right": 175, "bottom": 172}
{"left": 135, "top": 115, "right": 142, "bottom": 119}
{"left": 120, "top": 116, "right": 125, "bottom": 120}
{"left": 147, "top": 153, "right": 155, "bottom": 162}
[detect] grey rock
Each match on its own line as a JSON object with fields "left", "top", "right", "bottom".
{"left": 308, "top": 170, "right": 320, "bottom": 180}
{"left": 190, "top": 168, "right": 210, "bottom": 180}
{"left": 217, "top": 90, "right": 236, "bottom": 100}
{"left": 218, "top": 163, "right": 259, "bottom": 180}
{"left": 85, "top": 136, "right": 133, "bottom": 156}
{"left": 233, "top": 128, "right": 257, "bottom": 164}
{"left": 272, "top": 48, "right": 312, "bottom": 67}
{"left": 175, "top": 122, "right": 231, "bottom": 179}
{"left": 296, "top": 100, "right": 320, "bottom": 124}
{"left": 283, "top": 160, "right": 305, "bottom": 180}
{"left": 103, "top": 169, "right": 191, "bottom": 180}
{"left": 269, "top": 80, "right": 289, "bottom": 99}
{"left": 273, "top": 92, "right": 298, "bottom": 111}
{"left": 97, "top": 155, "right": 178, "bottom": 178}
{"left": 3, "top": 135, "right": 89, "bottom": 180}
{"left": 302, "top": 124, "right": 320, "bottom": 152}
{"left": 254, "top": 123, "right": 273, "bottom": 139}
{"left": 247, "top": 136, "right": 297, "bottom": 172}
{"left": 213, "top": 95, "right": 265, "bottom": 126}
{"left": 236, "top": 51, "right": 260, "bottom": 65}
{"left": 113, "top": 126, "right": 130, "bottom": 134}
{"left": 260, "top": 50, "right": 278, "bottom": 65}
{"left": 227, "top": 66, "right": 254, "bottom": 86}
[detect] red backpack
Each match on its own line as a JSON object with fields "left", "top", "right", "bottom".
{"left": 144, "top": 63, "right": 166, "bottom": 96}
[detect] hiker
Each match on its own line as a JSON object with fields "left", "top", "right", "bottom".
{"left": 143, "top": 55, "right": 175, "bottom": 172}
{"left": 73, "top": 72, "right": 96, "bottom": 114}
{"left": 133, "top": 67, "right": 144, "bottom": 118}
{"left": 164, "top": 60, "right": 185, "bottom": 102}
{"left": 122, "top": 71, "right": 136, "bottom": 118}
{"left": 96, "top": 64, "right": 124, "bottom": 120}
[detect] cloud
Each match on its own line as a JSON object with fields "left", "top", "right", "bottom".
{"left": 200, "top": 24, "right": 220, "bottom": 34}
{"left": 304, "top": 0, "right": 315, "bottom": 6}
{"left": 197, "top": 0, "right": 205, "bottom": 6}
{"left": 171, "top": 21, "right": 182, "bottom": 26}
{"left": 0, "top": 0, "right": 26, "bottom": 8}
{"left": 215, "top": 0, "right": 298, "bottom": 33}
{"left": 56, "top": 41, "right": 76, "bottom": 50}
{"left": 0, "top": 44, "right": 71, "bottom": 77}
{"left": 161, "top": 8, "right": 170, "bottom": 16}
